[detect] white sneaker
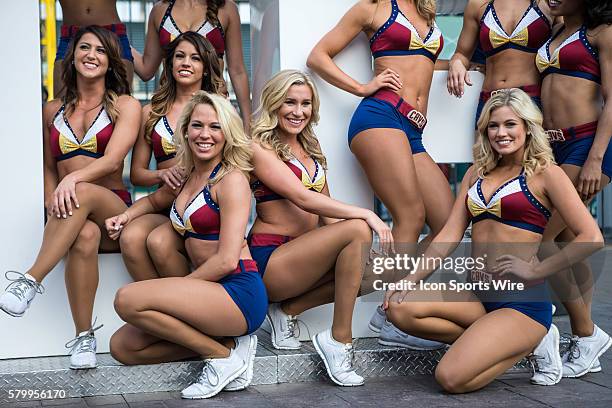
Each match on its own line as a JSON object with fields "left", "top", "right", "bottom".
{"left": 181, "top": 349, "right": 248, "bottom": 399}
{"left": 266, "top": 303, "right": 301, "bottom": 350}
{"left": 224, "top": 335, "right": 258, "bottom": 391}
{"left": 0, "top": 272, "right": 44, "bottom": 317}
{"left": 312, "top": 329, "right": 364, "bottom": 387}
{"left": 378, "top": 321, "right": 445, "bottom": 350}
{"left": 530, "top": 324, "right": 562, "bottom": 386}
{"left": 562, "top": 325, "right": 612, "bottom": 378}
{"left": 66, "top": 321, "right": 103, "bottom": 370}
{"left": 368, "top": 305, "right": 386, "bottom": 333}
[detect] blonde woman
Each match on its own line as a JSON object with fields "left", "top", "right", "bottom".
{"left": 120, "top": 32, "right": 225, "bottom": 281}
{"left": 249, "top": 70, "right": 392, "bottom": 387}
{"left": 384, "top": 89, "right": 603, "bottom": 392}
{"left": 105, "top": 92, "right": 264, "bottom": 399}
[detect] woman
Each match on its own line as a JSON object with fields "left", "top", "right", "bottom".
{"left": 537, "top": 0, "right": 612, "bottom": 377}
{"left": 249, "top": 70, "right": 392, "bottom": 387}
{"left": 55, "top": 0, "right": 134, "bottom": 97}
{"left": 107, "top": 92, "right": 263, "bottom": 399}
{"left": 447, "top": 0, "right": 555, "bottom": 126}
{"left": 120, "top": 32, "right": 225, "bottom": 281}
{"left": 0, "top": 26, "right": 140, "bottom": 369}
{"left": 384, "top": 89, "right": 604, "bottom": 392}
{"left": 132, "top": 0, "right": 251, "bottom": 128}
{"left": 307, "top": 0, "right": 453, "bottom": 346}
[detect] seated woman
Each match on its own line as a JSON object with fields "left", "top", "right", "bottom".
{"left": 384, "top": 89, "right": 604, "bottom": 393}
{"left": 249, "top": 70, "right": 393, "bottom": 387}
{"left": 0, "top": 26, "right": 140, "bottom": 369}
{"left": 121, "top": 32, "right": 225, "bottom": 281}
{"left": 106, "top": 91, "right": 264, "bottom": 399}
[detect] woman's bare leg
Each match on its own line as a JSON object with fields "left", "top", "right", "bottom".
{"left": 146, "top": 222, "right": 190, "bottom": 278}
{"left": 119, "top": 214, "right": 169, "bottom": 281}
{"left": 414, "top": 152, "right": 454, "bottom": 236}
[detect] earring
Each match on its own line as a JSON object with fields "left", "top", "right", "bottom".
{"left": 109, "top": 67, "right": 113, "bottom": 71}
{"left": 71, "top": 60, "right": 74, "bottom": 65}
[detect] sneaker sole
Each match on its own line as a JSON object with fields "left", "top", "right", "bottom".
{"left": 69, "top": 363, "right": 97, "bottom": 370}
{"left": 224, "top": 335, "right": 258, "bottom": 391}
{"left": 0, "top": 305, "right": 25, "bottom": 317}
{"left": 531, "top": 326, "right": 562, "bottom": 386}
{"left": 377, "top": 338, "right": 445, "bottom": 351}
{"left": 312, "top": 333, "right": 364, "bottom": 387}
{"left": 563, "top": 335, "right": 612, "bottom": 378}
{"left": 266, "top": 315, "right": 301, "bottom": 351}
{"left": 181, "top": 363, "right": 247, "bottom": 399}
{"left": 368, "top": 322, "right": 382, "bottom": 334}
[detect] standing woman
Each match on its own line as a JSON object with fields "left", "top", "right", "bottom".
{"left": 307, "top": 0, "right": 453, "bottom": 343}
{"left": 249, "top": 70, "right": 393, "bottom": 387}
{"left": 107, "top": 92, "right": 264, "bottom": 399}
{"left": 132, "top": 0, "right": 251, "bottom": 128}
{"left": 536, "top": 0, "right": 612, "bottom": 377}
{"left": 120, "top": 32, "right": 225, "bottom": 281}
{"left": 447, "top": 0, "right": 555, "bottom": 125}
{"left": 0, "top": 26, "right": 141, "bottom": 369}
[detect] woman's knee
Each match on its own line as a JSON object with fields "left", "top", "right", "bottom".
{"left": 146, "top": 228, "right": 173, "bottom": 261}
{"left": 119, "top": 222, "right": 149, "bottom": 258}
{"left": 344, "top": 219, "right": 373, "bottom": 243}
{"left": 71, "top": 222, "right": 101, "bottom": 255}
{"left": 435, "top": 362, "right": 468, "bottom": 394}
{"left": 113, "top": 284, "right": 141, "bottom": 320}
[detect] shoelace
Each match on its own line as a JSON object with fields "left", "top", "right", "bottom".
{"left": 565, "top": 335, "right": 581, "bottom": 363}
{"left": 527, "top": 353, "right": 545, "bottom": 374}
{"left": 339, "top": 343, "right": 356, "bottom": 373}
{"left": 285, "top": 315, "right": 313, "bottom": 342}
{"left": 65, "top": 318, "right": 104, "bottom": 353}
{"left": 197, "top": 360, "right": 220, "bottom": 387}
{"left": 4, "top": 271, "right": 45, "bottom": 300}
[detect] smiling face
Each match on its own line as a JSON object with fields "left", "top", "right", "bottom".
{"left": 487, "top": 106, "right": 528, "bottom": 158}
{"left": 547, "top": 0, "right": 583, "bottom": 17}
{"left": 186, "top": 103, "right": 225, "bottom": 163}
{"left": 276, "top": 84, "right": 313, "bottom": 137}
{"left": 73, "top": 32, "right": 109, "bottom": 79}
{"left": 172, "top": 40, "right": 204, "bottom": 87}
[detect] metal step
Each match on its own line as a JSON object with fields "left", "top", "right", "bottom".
{"left": 0, "top": 330, "right": 530, "bottom": 403}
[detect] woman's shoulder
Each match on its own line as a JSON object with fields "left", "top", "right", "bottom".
{"left": 43, "top": 99, "right": 63, "bottom": 125}
{"left": 116, "top": 95, "right": 142, "bottom": 111}
{"left": 149, "top": 0, "right": 170, "bottom": 26}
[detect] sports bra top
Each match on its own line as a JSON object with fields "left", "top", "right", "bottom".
{"left": 536, "top": 25, "right": 601, "bottom": 83}
{"left": 369, "top": 0, "right": 443, "bottom": 62}
{"left": 150, "top": 116, "right": 176, "bottom": 163}
{"left": 158, "top": 0, "right": 226, "bottom": 57}
{"left": 49, "top": 105, "right": 114, "bottom": 162}
{"left": 170, "top": 162, "right": 222, "bottom": 240}
{"left": 479, "top": 1, "right": 551, "bottom": 58}
{"left": 251, "top": 158, "right": 326, "bottom": 203}
{"left": 466, "top": 171, "right": 551, "bottom": 234}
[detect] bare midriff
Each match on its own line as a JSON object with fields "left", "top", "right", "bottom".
{"left": 541, "top": 75, "right": 601, "bottom": 129}
{"left": 57, "top": 157, "right": 126, "bottom": 191}
{"left": 250, "top": 199, "right": 320, "bottom": 238}
{"left": 59, "top": 0, "right": 121, "bottom": 26}
{"left": 186, "top": 239, "right": 252, "bottom": 269}
{"left": 482, "top": 50, "right": 541, "bottom": 92}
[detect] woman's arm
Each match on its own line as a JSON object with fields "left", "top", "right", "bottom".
{"left": 578, "top": 25, "right": 612, "bottom": 199}
{"left": 187, "top": 170, "right": 251, "bottom": 281}
{"left": 43, "top": 100, "right": 62, "bottom": 217}
{"left": 223, "top": 0, "right": 251, "bottom": 131}
{"left": 306, "top": 0, "right": 402, "bottom": 97}
{"left": 319, "top": 182, "right": 341, "bottom": 225}
{"left": 132, "top": 3, "right": 166, "bottom": 82}
{"left": 447, "top": 0, "right": 484, "bottom": 97}
{"left": 496, "top": 166, "right": 604, "bottom": 280}
{"left": 252, "top": 142, "right": 393, "bottom": 248}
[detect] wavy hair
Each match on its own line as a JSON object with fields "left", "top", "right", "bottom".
{"left": 251, "top": 70, "right": 327, "bottom": 169}
{"left": 144, "top": 32, "right": 225, "bottom": 143}
{"left": 474, "top": 88, "right": 554, "bottom": 178}
{"left": 585, "top": 0, "right": 612, "bottom": 29}
{"left": 174, "top": 91, "right": 252, "bottom": 184}
{"left": 60, "top": 25, "right": 130, "bottom": 122}
{"left": 373, "top": 0, "right": 436, "bottom": 25}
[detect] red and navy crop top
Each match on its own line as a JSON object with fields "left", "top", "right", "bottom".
{"left": 369, "top": 0, "right": 443, "bottom": 62}
{"left": 536, "top": 25, "right": 601, "bottom": 83}
{"left": 158, "top": 0, "right": 225, "bottom": 57}
{"left": 466, "top": 171, "right": 551, "bottom": 234}
{"left": 49, "top": 105, "right": 114, "bottom": 162}
{"left": 479, "top": 1, "right": 551, "bottom": 58}
{"left": 150, "top": 115, "right": 176, "bottom": 163}
{"left": 170, "top": 162, "right": 222, "bottom": 240}
{"left": 251, "top": 158, "right": 326, "bottom": 203}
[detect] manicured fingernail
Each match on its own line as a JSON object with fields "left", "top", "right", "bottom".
{"left": 62, "top": 215, "right": 66, "bottom": 219}
{"left": 69, "top": 211, "right": 72, "bottom": 216}
{"left": 76, "top": 204, "right": 80, "bottom": 208}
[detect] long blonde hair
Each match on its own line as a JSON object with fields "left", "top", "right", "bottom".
{"left": 372, "top": 0, "right": 436, "bottom": 25}
{"left": 474, "top": 88, "right": 554, "bottom": 178}
{"left": 251, "top": 70, "right": 327, "bottom": 169}
{"left": 174, "top": 91, "right": 253, "bottom": 184}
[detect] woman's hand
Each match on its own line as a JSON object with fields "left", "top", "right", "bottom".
{"left": 105, "top": 213, "right": 130, "bottom": 240}
{"left": 50, "top": 174, "right": 79, "bottom": 218}
{"left": 158, "top": 165, "right": 186, "bottom": 190}
{"left": 359, "top": 68, "right": 402, "bottom": 97}
{"left": 447, "top": 58, "right": 472, "bottom": 97}
{"left": 365, "top": 210, "right": 395, "bottom": 255}
{"left": 382, "top": 284, "right": 410, "bottom": 310}
{"left": 576, "top": 158, "right": 602, "bottom": 200}
{"left": 493, "top": 255, "right": 539, "bottom": 281}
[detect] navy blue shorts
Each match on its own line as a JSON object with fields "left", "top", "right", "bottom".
{"left": 219, "top": 260, "right": 268, "bottom": 334}
{"left": 552, "top": 134, "right": 612, "bottom": 179}
{"left": 56, "top": 24, "right": 134, "bottom": 62}
{"left": 247, "top": 233, "right": 292, "bottom": 276}
{"left": 348, "top": 97, "right": 426, "bottom": 154}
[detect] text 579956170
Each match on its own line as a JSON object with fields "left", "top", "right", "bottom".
{"left": 7, "top": 389, "right": 67, "bottom": 399}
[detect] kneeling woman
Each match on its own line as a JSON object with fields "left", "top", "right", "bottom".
{"left": 384, "top": 89, "right": 603, "bottom": 393}
{"left": 250, "top": 70, "right": 393, "bottom": 387}
{"left": 106, "top": 92, "right": 264, "bottom": 399}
